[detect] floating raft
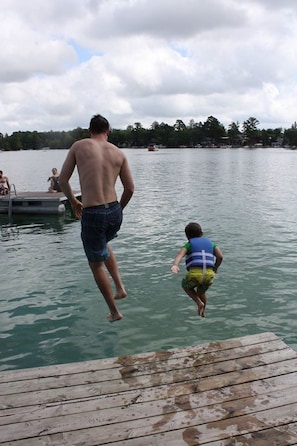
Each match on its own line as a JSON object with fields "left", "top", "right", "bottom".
{"left": 0, "top": 332, "right": 297, "bottom": 445}
{"left": 0, "top": 191, "right": 81, "bottom": 215}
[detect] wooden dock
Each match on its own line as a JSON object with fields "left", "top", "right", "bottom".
{"left": 0, "top": 191, "right": 81, "bottom": 215}
{"left": 0, "top": 332, "right": 296, "bottom": 445}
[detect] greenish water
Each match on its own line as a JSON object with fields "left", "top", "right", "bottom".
{"left": 0, "top": 147, "right": 296, "bottom": 371}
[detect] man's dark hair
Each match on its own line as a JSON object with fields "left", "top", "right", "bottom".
{"left": 185, "top": 222, "right": 203, "bottom": 239}
{"left": 89, "top": 114, "right": 110, "bottom": 134}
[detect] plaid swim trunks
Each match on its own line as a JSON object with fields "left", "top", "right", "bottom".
{"left": 81, "top": 201, "right": 122, "bottom": 262}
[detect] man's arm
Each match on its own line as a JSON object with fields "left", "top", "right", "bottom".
{"left": 59, "top": 148, "right": 83, "bottom": 219}
{"left": 119, "top": 157, "right": 134, "bottom": 209}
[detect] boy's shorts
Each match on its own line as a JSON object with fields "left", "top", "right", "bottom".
{"left": 182, "top": 268, "right": 215, "bottom": 294}
{"left": 81, "top": 202, "right": 122, "bottom": 262}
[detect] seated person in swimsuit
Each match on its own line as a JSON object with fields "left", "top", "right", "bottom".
{"left": 48, "top": 168, "right": 61, "bottom": 192}
{"left": 0, "top": 170, "right": 11, "bottom": 195}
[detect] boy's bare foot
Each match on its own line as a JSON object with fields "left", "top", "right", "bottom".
{"left": 107, "top": 312, "right": 123, "bottom": 322}
{"left": 114, "top": 290, "right": 127, "bottom": 300}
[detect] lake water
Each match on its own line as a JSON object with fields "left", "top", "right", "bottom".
{"left": 0, "top": 147, "right": 296, "bottom": 371}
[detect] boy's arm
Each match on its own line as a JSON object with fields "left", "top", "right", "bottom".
{"left": 171, "top": 247, "right": 187, "bottom": 274}
{"left": 213, "top": 246, "right": 223, "bottom": 273}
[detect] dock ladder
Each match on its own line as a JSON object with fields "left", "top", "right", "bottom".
{"left": 7, "top": 184, "right": 17, "bottom": 219}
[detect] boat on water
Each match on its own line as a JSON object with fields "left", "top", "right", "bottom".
{"left": 147, "top": 144, "right": 157, "bottom": 151}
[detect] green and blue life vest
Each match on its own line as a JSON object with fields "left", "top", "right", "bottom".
{"left": 185, "top": 237, "right": 215, "bottom": 271}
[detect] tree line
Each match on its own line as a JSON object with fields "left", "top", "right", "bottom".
{"left": 1, "top": 116, "right": 297, "bottom": 151}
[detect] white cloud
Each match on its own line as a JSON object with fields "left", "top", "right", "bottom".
{"left": 0, "top": 0, "right": 297, "bottom": 135}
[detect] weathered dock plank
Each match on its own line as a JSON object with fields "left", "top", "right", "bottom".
{"left": 0, "top": 332, "right": 296, "bottom": 445}
{"left": 0, "top": 332, "right": 283, "bottom": 383}
{"left": 0, "top": 338, "right": 292, "bottom": 395}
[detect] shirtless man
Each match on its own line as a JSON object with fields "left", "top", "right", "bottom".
{"left": 59, "top": 114, "right": 134, "bottom": 322}
{"left": 0, "top": 170, "right": 10, "bottom": 195}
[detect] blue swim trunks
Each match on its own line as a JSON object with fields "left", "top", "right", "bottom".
{"left": 81, "top": 201, "right": 122, "bottom": 262}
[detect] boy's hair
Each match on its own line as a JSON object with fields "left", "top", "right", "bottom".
{"left": 89, "top": 114, "right": 110, "bottom": 134}
{"left": 185, "top": 222, "right": 203, "bottom": 239}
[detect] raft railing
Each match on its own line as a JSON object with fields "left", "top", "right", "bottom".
{"left": 8, "top": 184, "right": 17, "bottom": 219}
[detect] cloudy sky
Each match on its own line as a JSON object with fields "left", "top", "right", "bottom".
{"left": 1, "top": 0, "right": 297, "bottom": 135}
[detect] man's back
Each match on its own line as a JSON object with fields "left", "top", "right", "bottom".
{"left": 61, "top": 134, "right": 133, "bottom": 209}
{"left": 73, "top": 137, "right": 124, "bottom": 207}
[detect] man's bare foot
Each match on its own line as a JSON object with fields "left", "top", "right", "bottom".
{"left": 114, "top": 290, "right": 127, "bottom": 300}
{"left": 107, "top": 312, "right": 123, "bottom": 322}
{"left": 197, "top": 302, "right": 205, "bottom": 318}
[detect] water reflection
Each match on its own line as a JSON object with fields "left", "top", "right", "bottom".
{"left": 0, "top": 208, "right": 77, "bottom": 240}
{"left": 0, "top": 224, "right": 20, "bottom": 241}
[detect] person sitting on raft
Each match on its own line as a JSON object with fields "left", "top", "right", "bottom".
{"left": 0, "top": 170, "right": 11, "bottom": 195}
{"left": 47, "top": 168, "right": 61, "bottom": 193}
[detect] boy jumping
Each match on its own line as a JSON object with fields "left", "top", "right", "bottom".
{"left": 171, "top": 222, "right": 223, "bottom": 317}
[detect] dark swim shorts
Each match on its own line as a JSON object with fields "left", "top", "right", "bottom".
{"left": 81, "top": 201, "right": 122, "bottom": 262}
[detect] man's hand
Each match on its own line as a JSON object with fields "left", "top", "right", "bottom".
{"left": 71, "top": 199, "right": 83, "bottom": 219}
